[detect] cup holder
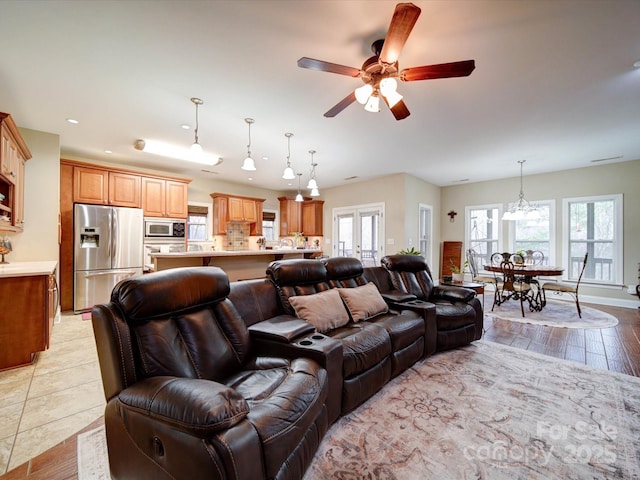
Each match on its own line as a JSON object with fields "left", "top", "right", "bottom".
{"left": 311, "top": 334, "right": 325, "bottom": 340}
{"left": 300, "top": 340, "right": 313, "bottom": 346}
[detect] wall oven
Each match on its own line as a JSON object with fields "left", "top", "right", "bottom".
{"left": 144, "top": 218, "right": 186, "bottom": 240}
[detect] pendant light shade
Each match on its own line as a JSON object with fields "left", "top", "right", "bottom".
{"left": 190, "top": 97, "right": 204, "bottom": 157}
{"left": 364, "top": 92, "right": 380, "bottom": 113}
{"left": 282, "top": 133, "right": 296, "bottom": 180}
{"left": 241, "top": 118, "right": 256, "bottom": 171}
{"left": 502, "top": 160, "right": 539, "bottom": 220}
{"left": 310, "top": 187, "right": 320, "bottom": 197}
{"left": 380, "top": 77, "right": 403, "bottom": 107}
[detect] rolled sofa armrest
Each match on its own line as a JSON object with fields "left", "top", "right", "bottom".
{"left": 433, "top": 285, "right": 476, "bottom": 303}
{"left": 117, "top": 376, "right": 249, "bottom": 438}
{"left": 248, "top": 315, "right": 315, "bottom": 343}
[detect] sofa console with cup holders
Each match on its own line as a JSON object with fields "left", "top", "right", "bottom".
{"left": 93, "top": 256, "right": 483, "bottom": 480}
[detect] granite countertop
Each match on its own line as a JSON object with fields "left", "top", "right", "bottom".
{"left": 0, "top": 260, "right": 58, "bottom": 278}
{"left": 151, "top": 249, "right": 321, "bottom": 258}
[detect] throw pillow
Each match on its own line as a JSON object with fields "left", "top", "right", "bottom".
{"left": 288, "top": 289, "right": 350, "bottom": 333}
{"left": 338, "top": 282, "right": 389, "bottom": 322}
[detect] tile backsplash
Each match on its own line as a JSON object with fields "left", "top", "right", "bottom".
{"left": 224, "top": 222, "right": 250, "bottom": 251}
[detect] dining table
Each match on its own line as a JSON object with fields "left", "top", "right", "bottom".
{"left": 483, "top": 263, "right": 564, "bottom": 311}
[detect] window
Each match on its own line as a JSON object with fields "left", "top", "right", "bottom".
{"left": 262, "top": 210, "right": 277, "bottom": 241}
{"left": 465, "top": 204, "right": 502, "bottom": 269}
{"left": 510, "top": 200, "right": 555, "bottom": 265}
{"left": 187, "top": 205, "right": 208, "bottom": 241}
{"left": 563, "top": 194, "right": 622, "bottom": 284}
{"left": 419, "top": 204, "right": 432, "bottom": 264}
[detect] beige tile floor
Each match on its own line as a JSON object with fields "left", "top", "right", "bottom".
{"left": 0, "top": 313, "right": 105, "bottom": 474}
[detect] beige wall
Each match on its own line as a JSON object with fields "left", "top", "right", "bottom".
{"left": 441, "top": 159, "right": 640, "bottom": 306}
{"left": 8, "top": 128, "right": 60, "bottom": 263}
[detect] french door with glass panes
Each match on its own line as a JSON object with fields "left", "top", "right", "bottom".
{"left": 333, "top": 203, "right": 384, "bottom": 267}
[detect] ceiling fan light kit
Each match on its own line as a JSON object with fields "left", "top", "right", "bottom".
{"left": 297, "top": 2, "right": 476, "bottom": 120}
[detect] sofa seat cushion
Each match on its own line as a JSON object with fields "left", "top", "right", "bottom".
{"left": 433, "top": 301, "right": 477, "bottom": 331}
{"left": 368, "top": 310, "right": 425, "bottom": 352}
{"left": 225, "top": 357, "right": 328, "bottom": 479}
{"left": 326, "top": 323, "right": 391, "bottom": 378}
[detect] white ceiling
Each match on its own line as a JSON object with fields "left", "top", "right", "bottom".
{"left": 1, "top": 0, "right": 639, "bottom": 192}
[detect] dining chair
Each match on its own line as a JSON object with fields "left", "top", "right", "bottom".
{"left": 542, "top": 252, "right": 588, "bottom": 318}
{"left": 466, "top": 249, "right": 495, "bottom": 309}
{"left": 492, "top": 259, "right": 532, "bottom": 317}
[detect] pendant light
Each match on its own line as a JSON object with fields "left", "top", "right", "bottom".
{"left": 295, "top": 173, "right": 304, "bottom": 202}
{"left": 306, "top": 150, "right": 318, "bottom": 189}
{"left": 241, "top": 118, "right": 256, "bottom": 171}
{"left": 502, "top": 160, "right": 540, "bottom": 221}
{"left": 190, "top": 97, "right": 203, "bottom": 157}
{"left": 282, "top": 132, "right": 296, "bottom": 180}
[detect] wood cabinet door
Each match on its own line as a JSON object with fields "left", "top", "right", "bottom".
{"left": 142, "top": 177, "right": 166, "bottom": 217}
{"left": 279, "top": 198, "right": 302, "bottom": 236}
{"left": 302, "top": 200, "right": 324, "bottom": 236}
{"left": 165, "top": 181, "right": 188, "bottom": 218}
{"left": 0, "top": 125, "right": 16, "bottom": 184}
{"left": 250, "top": 201, "right": 263, "bottom": 236}
{"left": 13, "top": 155, "right": 25, "bottom": 230}
{"left": 212, "top": 196, "right": 229, "bottom": 235}
{"left": 74, "top": 167, "right": 108, "bottom": 204}
{"left": 228, "top": 197, "right": 244, "bottom": 221}
{"left": 242, "top": 199, "right": 257, "bottom": 222}
{"left": 109, "top": 172, "right": 141, "bottom": 208}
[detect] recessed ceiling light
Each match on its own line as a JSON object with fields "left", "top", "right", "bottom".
{"left": 262, "top": 156, "right": 269, "bottom": 161}
{"left": 66, "top": 118, "right": 79, "bottom": 124}
{"left": 633, "top": 59, "right": 640, "bottom": 68}
{"left": 247, "top": 177, "right": 253, "bottom": 181}
{"left": 181, "top": 124, "right": 190, "bottom": 130}
{"left": 104, "top": 150, "right": 113, "bottom": 154}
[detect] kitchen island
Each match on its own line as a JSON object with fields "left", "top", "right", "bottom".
{"left": 151, "top": 249, "right": 322, "bottom": 281}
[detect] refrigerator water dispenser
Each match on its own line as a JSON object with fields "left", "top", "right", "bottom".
{"left": 79, "top": 228, "right": 100, "bottom": 248}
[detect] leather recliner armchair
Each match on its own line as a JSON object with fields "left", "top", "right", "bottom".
{"left": 381, "top": 254, "right": 483, "bottom": 351}
{"left": 92, "top": 267, "right": 329, "bottom": 480}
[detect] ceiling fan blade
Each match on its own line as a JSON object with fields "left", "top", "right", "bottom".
{"left": 379, "top": 3, "right": 421, "bottom": 65}
{"left": 324, "top": 91, "right": 357, "bottom": 117}
{"left": 382, "top": 96, "right": 411, "bottom": 121}
{"left": 400, "top": 60, "right": 476, "bottom": 82}
{"left": 297, "top": 57, "right": 361, "bottom": 77}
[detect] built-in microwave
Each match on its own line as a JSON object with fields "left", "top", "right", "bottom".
{"left": 144, "top": 218, "right": 186, "bottom": 239}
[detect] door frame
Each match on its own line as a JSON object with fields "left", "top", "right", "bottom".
{"left": 332, "top": 202, "right": 385, "bottom": 265}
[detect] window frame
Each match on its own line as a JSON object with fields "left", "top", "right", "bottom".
{"left": 465, "top": 203, "right": 503, "bottom": 272}
{"left": 186, "top": 201, "right": 212, "bottom": 244}
{"left": 508, "top": 199, "right": 556, "bottom": 266}
{"left": 561, "top": 194, "right": 623, "bottom": 285}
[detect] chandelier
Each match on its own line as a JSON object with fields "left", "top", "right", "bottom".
{"left": 502, "top": 160, "right": 540, "bottom": 221}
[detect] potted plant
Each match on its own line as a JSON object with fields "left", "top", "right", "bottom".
{"left": 450, "top": 259, "right": 468, "bottom": 284}
{"left": 398, "top": 246, "right": 422, "bottom": 255}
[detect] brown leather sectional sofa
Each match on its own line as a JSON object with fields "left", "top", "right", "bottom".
{"left": 92, "top": 256, "right": 483, "bottom": 480}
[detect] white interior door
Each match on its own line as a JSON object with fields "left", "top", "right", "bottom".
{"left": 333, "top": 204, "right": 384, "bottom": 266}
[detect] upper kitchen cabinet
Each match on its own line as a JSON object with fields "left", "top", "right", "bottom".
{"left": 142, "top": 178, "right": 189, "bottom": 218}
{"left": 279, "top": 197, "right": 323, "bottom": 237}
{"left": 211, "top": 193, "right": 265, "bottom": 235}
{"left": 73, "top": 167, "right": 141, "bottom": 207}
{"left": 0, "top": 112, "right": 32, "bottom": 232}
{"left": 301, "top": 200, "right": 324, "bottom": 236}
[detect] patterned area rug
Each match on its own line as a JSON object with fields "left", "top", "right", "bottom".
{"left": 487, "top": 298, "right": 618, "bottom": 328}
{"left": 304, "top": 340, "right": 640, "bottom": 479}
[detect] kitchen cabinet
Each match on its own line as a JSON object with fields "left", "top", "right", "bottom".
{"left": 301, "top": 200, "right": 324, "bottom": 236}
{"left": 0, "top": 112, "right": 31, "bottom": 233}
{"left": 211, "top": 193, "right": 265, "bottom": 235}
{"left": 142, "top": 178, "right": 188, "bottom": 218}
{"left": 278, "top": 197, "right": 303, "bottom": 237}
{"left": 0, "top": 262, "right": 58, "bottom": 370}
{"left": 279, "top": 197, "right": 323, "bottom": 237}
{"left": 74, "top": 167, "right": 142, "bottom": 208}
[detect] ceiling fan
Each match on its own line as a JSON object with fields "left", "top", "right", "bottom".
{"left": 297, "top": 2, "right": 475, "bottom": 120}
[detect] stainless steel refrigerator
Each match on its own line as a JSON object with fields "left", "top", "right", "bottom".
{"left": 74, "top": 204, "right": 144, "bottom": 312}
